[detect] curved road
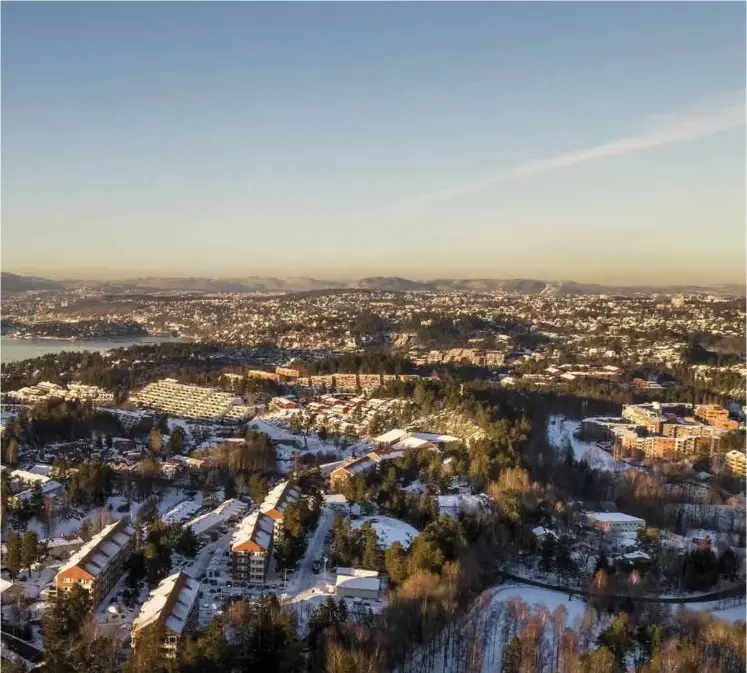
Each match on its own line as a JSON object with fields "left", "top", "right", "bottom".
{"left": 497, "top": 570, "right": 746, "bottom": 605}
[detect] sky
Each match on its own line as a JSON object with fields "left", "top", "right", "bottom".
{"left": 2, "top": 2, "right": 745, "bottom": 285}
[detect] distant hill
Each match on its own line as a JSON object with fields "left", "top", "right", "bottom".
{"left": 1, "top": 272, "right": 63, "bottom": 292}
{"left": 2, "top": 272, "right": 743, "bottom": 296}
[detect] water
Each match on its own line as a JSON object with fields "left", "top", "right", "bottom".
{"left": 0, "top": 335, "right": 189, "bottom": 364}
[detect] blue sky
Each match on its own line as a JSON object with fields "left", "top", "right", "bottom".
{"left": 2, "top": 2, "right": 745, "bottom": 283}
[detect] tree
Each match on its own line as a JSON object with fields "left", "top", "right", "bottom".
{"left": 361, "top": 523, "right": 382, "bottom": 571}
{"left": 7, "top": 438, "right": 18, "bottom": 465}
{"left": 168, "top": 426, "right": 185, "bottom": 455}
{"left": 384, "top": 541, "right": 408, "bottom": 586}
{"left": 80, "top": 519, "right": 93, "bottom": 542}
{"left": 6, "top": 532, "right": 23, "bottom": 579}
{"left": 248, "top": 474, "right": 268, "bottom": 505}
{"left": 202, "top": 471, "right": 220, "bottom": 507}
{"left": 598, "top": 613, "right": 633, "bottom": 668}
{"left": 21, "top": 530, "right": 40, "bottom": 576}
{"left": 150, "top": 429, "right": 162, "bottom": 455}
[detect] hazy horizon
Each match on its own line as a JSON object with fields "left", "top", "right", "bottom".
{"left": 2, "top": 3, "right": 745, "bottom": 285}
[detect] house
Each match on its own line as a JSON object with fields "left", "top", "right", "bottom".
{"left": 335, "top": 568, "right": 381, "bottom": 600}
{"left": 131, "top": 572, "right": 200, "bottom": 658}
{"left": 231, "top": 511, "right": 275, "bottom": 584}
{"left": 0, "top": 579, "right": 25, "bottom": 605}
{"left": 330, "top": 456, "right": 377, "bottom": 489}
{"left": 54, "top": 520, "right": 134, "bottom": 609}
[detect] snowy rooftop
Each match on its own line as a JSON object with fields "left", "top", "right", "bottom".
{"left": 132, "top": 571, "right": 200, "bottom": 636}
{"left": 57, "top": 520, "right": 134, "bottom": 578}
{"left": 351, "top": 516, "right": 418, "bottom": 549}
{"left": 335, "top": 571, "right": 381, "bottom": 594}
{"left": 408, "top": 432, "right": 460, "bottom": 445}
{"left": 260, "top": 481, "right": 301, "bottom": 518}
{"left": 373, "top": 429, "right": 408, "bottom": 444}
{"left": 162, "top": 498, "right": 203, "bottom": 525}
{"left": 231, "top": 511, "right": 274, "bottom": 551}
{"left": 187, "top": 498, "right": 248, "bottom": 537}
{"left": 587, "top": 512, "right": 645, "bottom": 524}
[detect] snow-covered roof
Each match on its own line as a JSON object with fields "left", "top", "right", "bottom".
{"left": 0, "top": 578, "right": 15, "bottom": 593}
{"left": 57, "top": 520, "right": 134, "bottom": 579}
{"left": 351, "top": 516, "right": 418, "bottom": 549}
{"left": 11, "top": 469, "right": 51, "bottom": 484}
{"left": 391, "top": 437, "right": 435, "bottom": 451}
{"left": 260, "top": 481, "right": 301, "bottom": 519}
{"left": 587, "top": 512, "right": 645, "bottom": 524}
{"left": 162, "top": 498, "right": 202, "bottom": 525}
{"left": 408, "top": 432, "right": 460, "bottom": 445}
{"left": 187, "top": 498, "right": 247, "bottom": 537}
{"left": 231, "top": 511, "right": 274, "bottom": 552}
{"left": 531, "top": 526, "right": 558, "bottom": 539}
{"left": 373, "top": 429, "right": 408, "bottom": 444}
{"left": 336, "top": 569, "right": 381, "bottom": 593}
{"left": 132, "top": 571, "right": 200, "bottom": 637}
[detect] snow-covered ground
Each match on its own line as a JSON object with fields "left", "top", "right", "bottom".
{"left": 546, "top": 415, "right": 629, "bottom": 472}
{"left": 351, "top": 516, "right": 418, "bottom": 549}
{"left": 681, "top": 599, "right": 746, "bottom": 623}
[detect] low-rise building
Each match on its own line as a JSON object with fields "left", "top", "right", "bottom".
{"left": 131, "top": 572, "right": 200, "bottom": 658}
{"left": 586, "top": 512, "right": 645, "bottom": 534}
{"left": 335, "top": 568, "right": 381, "bottom": 600}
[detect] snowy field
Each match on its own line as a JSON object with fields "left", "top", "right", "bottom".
{"left": 546, "top": 415, "right": 629, "bottom": 472}
{"left": 681, "top": 599, "right": 746, "bottom": 623}
{"left": 351, "top": 516, "right": 418, "bottom": 549}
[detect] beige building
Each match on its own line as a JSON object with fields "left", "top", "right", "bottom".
{"left": 725, "top": 450, "right": 747, "bottom": 477}
{"left": 54, "top": 520, "right": 134, "bottom": 609}
{"left": 131, "top": 572, "right": 200, "bottom": 658}
{"left": 231, "top": 511, "right": 275, "bottom": 584}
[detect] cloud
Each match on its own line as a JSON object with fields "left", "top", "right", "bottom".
{"left": 397, "top": 91, "right": 746, "bottom": 209}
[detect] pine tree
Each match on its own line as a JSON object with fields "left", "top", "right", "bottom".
{"left": 80, "top": 519, "right": 93, "bottom": 542}
{"left": 384, "top": 541, "right": 408, "bottom": 586}
{"left": 21, "top": 530, "right": 40, "bottom": 576}
{"left": 6, "top": 532, "right": 23, "bottom": 579}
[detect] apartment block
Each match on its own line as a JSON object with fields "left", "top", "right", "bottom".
{"left": 131, "top": 572, "right": 200, "bottom": 658}
{"left": 260, "top": 480, "right": 301, "bottom": 543}
{"left": 130, "top": 379, "right": 251, "bottom": 420}
{"left": 725, "top": 450, "right": 747, "bottom": 477}
{"left": 695, "top": 405, "right": 739, "bottom": 431}
{"left": 55, "top": 520, "right": 134, "bottom": 609}
{"left": 231, "top": 511, "right": 275, "bottom": 584}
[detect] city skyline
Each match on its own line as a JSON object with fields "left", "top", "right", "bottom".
{"left": 2, "top": 2, "right": 745, "bottom": 284}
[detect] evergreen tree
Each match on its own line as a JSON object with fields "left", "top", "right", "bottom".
{"left": 21, "top": 530, "right": 40, "bottom": 576}
{"left": 5, "top": 532, "right": 23, "bottom": 579}
{"left": 384, "top": 541, "right": 408, "bottom": 586}
{"left": 80, "top": 519, "right": 93, "bottom": 542}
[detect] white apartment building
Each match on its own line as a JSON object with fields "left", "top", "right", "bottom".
{"left": 586, "top": 512, "right": 645, "bottom": 534}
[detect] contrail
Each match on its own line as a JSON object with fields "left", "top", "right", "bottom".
{"left": 396, "top": 92, "right": 745, "bottom": 209}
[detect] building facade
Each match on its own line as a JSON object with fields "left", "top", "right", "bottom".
{"left": 54, "top": 520, "right": 134, "bottom": 609}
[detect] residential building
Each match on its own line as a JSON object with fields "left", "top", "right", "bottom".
{"left": 260, "top": 480, "right": 301, "bottom": 543}
{"left": 54, "top": 520, "right": 134, "bottom": 609}
{"left": 695, "top": 404, "right": 739, "bottom": 431}
{"left": 586, "top": 512, "right": 645, "bottom": 534}
{"left": 231, "top": 511, "right": 274, "bottom": 584}
{"left": 330, "top": 456, "right": 377, "bottom": 489}
{"left": 131, "top": 572, "right": 200, "bottom": 658}
{"left": 725, "top": 450, "right": 747, "bottom": 477}
{"left": 335, "top": 568, "right": 381, "bottom": 600}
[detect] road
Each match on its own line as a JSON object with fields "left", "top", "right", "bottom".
{"left": 1, "top": 631, "right": 44, "bottom": 664}
{"left": 291, "top": 506, "right": 333, "bottom": 595}
{"left": 497, "top": 570, "right": 747, "bottom": 605}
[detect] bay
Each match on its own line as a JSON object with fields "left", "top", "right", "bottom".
{"left": 0, "top": 335, "right": 189, "bottom": 364}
